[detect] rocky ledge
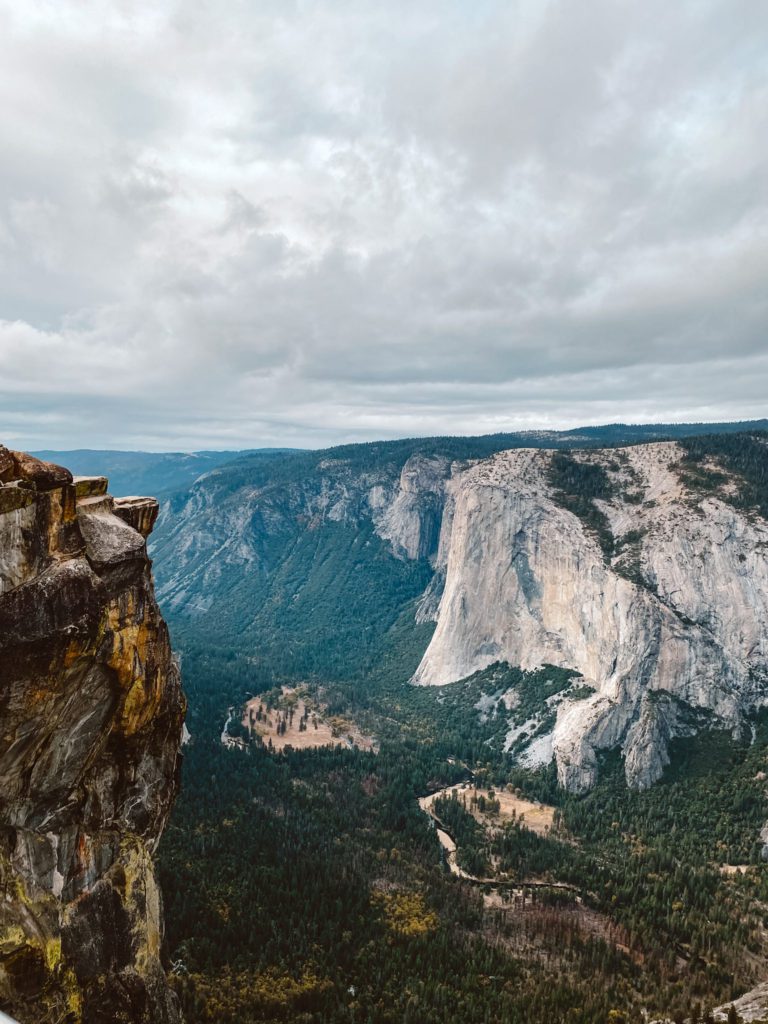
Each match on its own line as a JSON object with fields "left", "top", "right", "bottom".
{"left": 0, "top": 447, "right": 185, "bottom": 1024}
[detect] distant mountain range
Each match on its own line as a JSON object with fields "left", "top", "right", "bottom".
{"left": 34, "top": 419, "right": 768, "bottom": 499}
{"left": 31, "top": 447, "right": 300, "bottom": 498}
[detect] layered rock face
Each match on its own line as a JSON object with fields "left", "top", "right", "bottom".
{"left": 0, "top": 447, "right": 185, "bottom": 1023}
{"left": 414, "top": 444, "right": 768, "bottom": 791}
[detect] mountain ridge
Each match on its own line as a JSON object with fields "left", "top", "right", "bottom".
{"left": 150, "top": 424, "right": 768, "bottom": 794}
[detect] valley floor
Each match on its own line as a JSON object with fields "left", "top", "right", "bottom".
{"left": 240, "top": 685, "right": 376, "bottom": 752}
{"left": 159, "top": 647, "right": 768, "bottom": 1024}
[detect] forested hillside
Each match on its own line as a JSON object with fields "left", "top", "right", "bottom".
{"left": 147, "top": 423, "right": 768, "bottom": 1023}
{"left": 151, "top": 421, "right": 768, "bottom": 684}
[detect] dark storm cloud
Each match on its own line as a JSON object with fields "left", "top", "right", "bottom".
{"left": 0, "top": 0, "right": 766, "bottom": 449}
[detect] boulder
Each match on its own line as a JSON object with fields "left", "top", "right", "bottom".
{"left": 10, "top": 450, "right": 72, "bottom": 491}
{"left": 113, "top": 496, "right": 160, "bottom": 539}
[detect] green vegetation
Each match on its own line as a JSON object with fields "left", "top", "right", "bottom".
{"left": 612, "top": 527, "right": 648, "bottom": 586}
{"left": 432, "top": 794, "right": 491, "bottom": 876}
{"left": 151, "top": 428, "right": 768, "bottom": 1023}
{"left": 159, "top": 634, "right": 768, "bottom": 1023}
{"left": 169, "top": 418, "right": 768, "bottom": 504}
{"left": 679, "top": 431, "right": 768, "bottom": 517}
{"left": 548, "top": 451, "right": 616, "bottom": 556}
{"left": 162, "top": 656, "right": 644, "bottom": 1023}
{"left": 166, "top": 521, "right": 433, "bottom": 688}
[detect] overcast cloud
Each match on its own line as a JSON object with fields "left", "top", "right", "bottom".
{"left": 0, "top": 0, "right": 766, "bottom": 450}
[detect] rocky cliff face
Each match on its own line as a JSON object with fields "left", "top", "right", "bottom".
{"left": 370, "top": 454, "right": 451, "bottom": 561}
{"left": 149, "top": 433, "right": 768, "bottom": 796}
{"left": 0, "top": 447, "right": 185, "bottom": 1024}
{"left": 153, "top": 450, "right": 454, "bottom": 614}
{"left": 413, "top": 443, "right": 768, "bottom": 791}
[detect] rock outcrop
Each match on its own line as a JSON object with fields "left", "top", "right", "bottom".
{"left": 0, "top": 449, "right": 185, "bottom": 1023}
{"left": 414, "top": 443, "right": 768, "bottom": 792}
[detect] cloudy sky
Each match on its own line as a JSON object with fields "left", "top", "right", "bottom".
{"left": 0, "top": 0, "right": 766, "bottom": 451}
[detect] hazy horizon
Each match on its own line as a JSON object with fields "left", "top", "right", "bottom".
{"left": 21, "top": 413, "right": 768, "bottom": 456}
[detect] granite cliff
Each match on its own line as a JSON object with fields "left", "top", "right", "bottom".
{"left": 0, "top": 447, "right": 185, "bottom": 1024}
{"left": 150, "top": 431, "right": 768, "bottom": 798}
{"left": 414, "top": 442, "right": 768, "bottom": 792}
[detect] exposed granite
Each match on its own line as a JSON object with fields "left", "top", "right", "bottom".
{"left": 413, "top": 443, "right": 768, "bottom": 792}
{"left": 73, "top": 476, "right": 109, "bottom": 499}
{"left": 113, "top": 498, "right": 160, "bottom": 541}
{"left": 371, "top": 454, "right": 451, "bottom": 561}
{"left": 0, "top": 447, "right": 185, "bottom": 1023}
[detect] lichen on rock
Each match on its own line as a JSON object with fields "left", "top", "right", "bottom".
{"left": 0, "top": 445, "right": 185, "bottom": 1023}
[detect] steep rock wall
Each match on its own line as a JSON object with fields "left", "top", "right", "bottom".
{"left": 0, "top": 448, "right": 185, "bottom": 1024}
{"left": 154, "top": 452, "right": 455, "bottom": 613}
{"left": 370, "top": 454, "right": 451, "bottom": 561}
{"left": 414, "top": 444, "right": 768, "bottom": 791}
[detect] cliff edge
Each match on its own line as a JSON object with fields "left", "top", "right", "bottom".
{"left": 0, "top": 447, "right": 185, "bottom": 1023}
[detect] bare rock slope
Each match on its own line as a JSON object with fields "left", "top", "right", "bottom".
{"left": 0, "top": 447, "right": 185, "bottom": 1023}
{"left": 414, "top": 443, "right": 768, "bottom": 792}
